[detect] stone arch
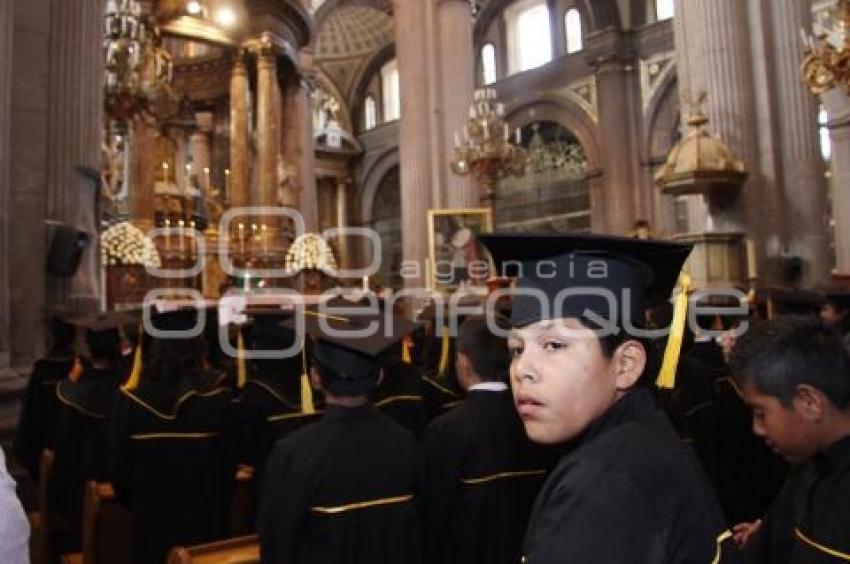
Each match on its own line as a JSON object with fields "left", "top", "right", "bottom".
{"left": 504, "top": 93, "right": 602, "bottom": 173}
{"left": 360, "top": 146, "right": 400, "bottom": 224}
{"left": 643, "top": 68, "right": 680, "bottom": 162}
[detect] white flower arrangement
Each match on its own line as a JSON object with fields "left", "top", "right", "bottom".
{"left": 101, "top": 221, "right": 162, "bottom": 267}
{"left": 284, "top": 232, "right": 337, "bottom": 274}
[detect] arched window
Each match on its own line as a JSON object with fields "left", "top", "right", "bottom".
{"left": 656, "top": 0, "right": 675, "bottom": 21}
{"left": 565, "top": 8, "right": 583, "bottom": 54}
{"left": 506, "top": 0, "right": 552, "bottom": 74}
{"left": 364, "top": 96, "right": 377, "bottom": 131}
{"left": 819, "top": 106, "right": 832, "bottom": 161}
{"left": 381, "top": 59, "right": 400, "bottom": 122}
{"left": 482, "top": 44, "right": 497, "bottom": 85}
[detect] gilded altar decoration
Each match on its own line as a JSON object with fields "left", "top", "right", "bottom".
{"left": 284, "top": 233, "right": 338, "bottom": 274}
{"left": 101, "top": 222, "right": 162, "bottom": 268}
{"left": 801, "top": 0, "right": 850, "bottom": 95}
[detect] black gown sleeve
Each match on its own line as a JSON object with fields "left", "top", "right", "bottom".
{"left": 258, "top": 442, "right": 311, "bottom": 564}
{"left": 421, "top": 421, "right": 465, "bottom": 564}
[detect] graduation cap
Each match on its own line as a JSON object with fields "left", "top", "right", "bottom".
{"left": 824, "top": 290, "right": 850, "bottom": 311}
{"left": 282, "top": 304, "right": 415, "bottom": 396}
{"left": 479, "top": 232, "right": 693, "bottom": 388}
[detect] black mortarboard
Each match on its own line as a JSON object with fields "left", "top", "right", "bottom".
{"left": 824, "top": 291, "right": 850, "bottom": 311}
{"left": 247, "top": 308, "right": 296, "bottom": 350}
{"left": 479, "top": 233, "right": 693, "bottom": 329}
{"left": 282, "top": 303, "right": 415, "bottom": 386}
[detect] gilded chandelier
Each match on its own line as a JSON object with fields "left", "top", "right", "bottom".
{"left": 450, "top": 88, "right": 526, "bottom": 205}
{"left": 801, "top": 0, "right": 850, "bottom": 95}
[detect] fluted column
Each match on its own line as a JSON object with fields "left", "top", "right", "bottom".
{"left": 438, "top": 0, "right": 478, "bottom": 208}
{"left": 671, "top": 0, "right": 708, "bottom": 233}
{"left": 825, "top": 90, "right": 850, "bottom": 273}
{"left": 0, "top": 0, "right": 12, "bottom": 371}
{"left": 255, "top": 40, "right": 279, "bottom": 208}
{"left": 771, "top": 0, "right": 831, "bottom": 286}
{"left": 396, "top": 0, "right": 435, "bottom": 288}
{"left": 297, "top": 51, "right": 318, "bottom": 232}
{"left": 336, "top": 178, "right": 350, "bottom": 270}
{"left": 45, "top": 0, "right": 104, "bottom": 311}
{"left": 190, "top": 112, "right": 213, "bottom": 191}
{"left": 682, "top": 0, "right": 758, "bottom": 234}
{"left": 229, "top": 54, "right": 251, "bottom": 209}
{"left": 594, "top": 57, "right": 639, "bottom": 234}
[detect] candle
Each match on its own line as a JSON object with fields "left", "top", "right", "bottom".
{"left": 224, "top": 169, "right": 231, "bottom": 200}
{"left": 745, "top": 238, "right": 758, "bottom": 280}
{"left": 178, "top": 220, "right": 185, "bottom": 253}
{"left": 238, "top": 223, "right": 245, "bottom": 256}
{"left": 161, "top": 162, "right": 169, "bottom": 183}
{"left": 454, "top": 131, "right": 461, "bottom": 147}
{"left": 515, "top": 127, "right": 522, "bottom": 144}
{"left": 503, "top": 123, "right": 509, "bottom": 142}
{"left": 261, "top": 224, "right": 268, "bottom": 255}
{"left": 203, "top": 167, "right": 210, "bottom": 191}
{"left": 164, "top": 218, "right": 171, "bottom": 251}
{"left": 362, "top": 275, "right": 369, "bottom": 291}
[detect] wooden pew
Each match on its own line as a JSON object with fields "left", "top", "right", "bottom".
{"left": 80, "top": 482, "right": 132, "bottom": 564}
{"left": 167, "top": 535, "right": 259, "bottom": 564}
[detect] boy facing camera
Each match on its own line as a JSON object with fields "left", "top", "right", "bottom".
{"left": 729, "top": 316, "right": 850, "bottom": 562}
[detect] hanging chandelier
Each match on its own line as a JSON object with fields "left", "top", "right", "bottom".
{"left": 450, "top": 88, "right": 526, "bottom": 204}
{"left": 801, "top": 0, "right": 850, "bottom": 95}
{"left": 103, "top": 0, "right": 179, "bottom": 126}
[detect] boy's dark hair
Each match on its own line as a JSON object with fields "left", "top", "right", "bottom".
{"left": 580, "top": 317, "right": 657, "bottom": 387}
{"left": 730, "top": 315, "right": 850, "bottom": 409}
{"left": 457, "top": 315, "right": 511, "bottom": 383}
{"left": 86, "top": 329, "right": 120, "bottom": 363}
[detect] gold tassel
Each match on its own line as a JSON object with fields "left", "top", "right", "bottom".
{"left": 122, "top": 343, "right": 142, "bottom": 391}
{"left": 300, "top": 342, "right": 315, "bottom": 414}
{"left": 401, "top": 336, "right": 413, "bottom": 364}
{"left": 656, "top": 273, "right": 692, "bottom": 390}
{"left": 236, "top": 332, "right": 247, "bottom": 389}
{"left": 68, "top": 356, "right": 83, "bottom": 383}
{"left": 438, "top": 326, "right": 451, "bottom": 378}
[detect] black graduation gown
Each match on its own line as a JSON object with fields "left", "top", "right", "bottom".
{"left": 713, "top": 376, "right": 787, "bottom": 524}
{"left": 53, "top": 367, "right": 120, "bottom": 550}
{"left": 374, "top": 358, "right": 427, "bottom": 439}
{"left": 258, "top": 404, "right": 422, "bottom": 564}
{"left": 422, "top": 389, "right": 547, "bottom": 564}
{"left": 522, "top": 388, "right": 738, "bottom": 563}
{"left": 109, "top": 377, "right": 235, "bottom": 564}
{"left": 237, "top": 372, "right": 322, "bottom": 515}
{"left": 748, "top": 436, "right": 850, "bottom": 563}
{"left": 13, "top": 355, "right": 74, "bottom": 478}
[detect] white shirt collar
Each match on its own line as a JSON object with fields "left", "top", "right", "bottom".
{"left": 468, "top": 381, "right": 509, "bottom": 392}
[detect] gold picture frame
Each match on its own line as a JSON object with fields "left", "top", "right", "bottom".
{"left": 427, "top": 208, "right": 494, "bottom": 294}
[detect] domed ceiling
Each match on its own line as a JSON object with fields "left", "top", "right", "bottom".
{"left": 314, "top": 4, "right": 394, "bottom": 98}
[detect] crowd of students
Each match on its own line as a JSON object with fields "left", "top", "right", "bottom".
{"left": 3, "top": 233, "right": 850, "bottom": 563}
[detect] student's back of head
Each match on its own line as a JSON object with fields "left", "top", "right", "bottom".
{"left": 456, "top": 315, "right": 511, "bottom": 384}
{"left": 731, "top": 315, "right": 850, "bottom": 409}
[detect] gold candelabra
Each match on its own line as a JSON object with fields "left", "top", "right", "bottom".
{"left": 450, "top": 88, "right": 526, "bottom": 205}
{"left": 801, "top": 0, "right": 850, "bottom": 95}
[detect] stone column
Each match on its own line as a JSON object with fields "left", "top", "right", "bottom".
{"left": 594, "top": 57, "right": 639, "bottom": 234}
{"left": 548, "top": 0, "right": 566, "bottom": 59}
{"left": 297, "top": 52, "right": 318, "bottom": 232}
{"left": 395, "top": 0, "right": 434, "bottom": 288}
{"left": 229, "top": 54, "right": 251, "bottom": 209}
{"left": 336, "top": 178, "right": 350, "bottom": 270}
{"left": 825, "top": 91, "right": 850, "bottom": 273}
{"left": 0, "top": 0, "right": 12, "bottom": 372}
{"left": 132, "top": 121, "right": 157, "bottom": 226}
{"left": 45, "top": 0, "right": 104, "bottom": 312}
{"left": 682, "top": 0, "right": 759, "bottom": 235}
{"left": 771, "top": 0, "right": 831, "bottom": 286}
{"left": 437, "top": 0, "right": 477, "bottom": 208}
{"left": 255, "top": 40, "right": 279, "bottom": 208}
{"left": 190, "top": 112, "right": 213, "bottom": 190}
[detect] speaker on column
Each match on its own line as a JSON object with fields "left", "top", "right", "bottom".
{"left": 46, "top": 222, "right": 91, "bottom": 277}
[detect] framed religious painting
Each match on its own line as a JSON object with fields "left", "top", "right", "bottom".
{"left": 427, "top": 208, "right": 494, "bottom": 294}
